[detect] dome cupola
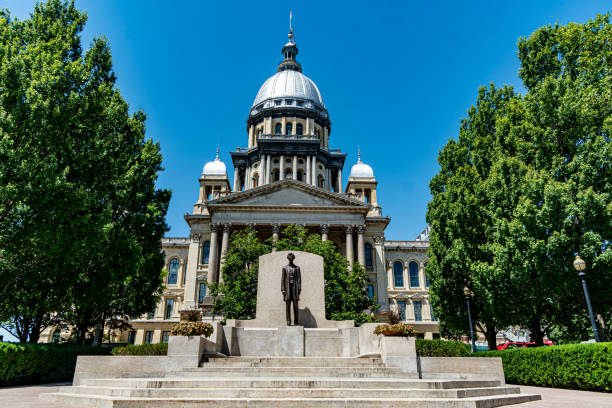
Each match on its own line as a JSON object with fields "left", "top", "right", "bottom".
{"left": 202, "top": 147, "right": 227, "bottom": 176}
{"left": 349, "top": 149, "right": 374, "bottom": 178}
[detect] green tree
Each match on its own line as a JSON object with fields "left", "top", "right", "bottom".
{"left": 0, "top": 0, "right": 170, "bottom": 343}
{"left": 212, "top": 225, "right": 377, "bottom": 325}
{"left": 428, "top": 14, "right": 611, "bottom": 346}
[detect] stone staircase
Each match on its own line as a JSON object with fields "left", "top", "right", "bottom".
{"left": 41, "top": 356, "right": 540, "bottom": 407}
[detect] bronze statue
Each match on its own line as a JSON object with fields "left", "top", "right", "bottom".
{"left": 281, "top": 252, "right": 301, "bottom": 326}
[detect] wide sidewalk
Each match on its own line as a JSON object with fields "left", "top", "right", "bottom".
{"left": 0, "top": 382, "right": 610, "bottom": 407}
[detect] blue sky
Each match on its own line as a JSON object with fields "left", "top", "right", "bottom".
{"left": 2, "top": 0, "right": 609, "bottom": 244}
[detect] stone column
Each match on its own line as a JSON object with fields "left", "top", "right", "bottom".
{"left": 293, "top": 156, "right": 297, "bottom": 180}
{"left": 258, "top": 157, "right": 265, "bottom": 186}
{"left": 182, "top": 232, "right": 201, "bottom": 309}
{"left": 219, "top": 223, "right": 231, "bottom": 283}
{"left": 321, "top": 224, "right": 329, "bottom": 241}
{"left": 312, "top": 156, "right": 317, "bottom": 186}
{"left": 265, "top": 155, "right": 271, "bottom": 184}
{"left": 272, "top": 223, "right": 280, "bottom": 252}
{"left": 233, "top": 167, "right": 240, "bottom": 192}
{"left": 306, "top": 155, "right": 311, "bottom": 184}
{"left": 345, "top": 225, "right": 354, "bottom": 265}
{"left": 357, "top": 225, "right": 366, "bottom": 266}
{"left": 207, "top": 224, "right": 219, "bottom": 285}
{"left": 326, "top": 168, "right": 331, "bottom": 190}
{"left": 279, "top": 155, "right": 285, "bottom": 180}
{"left": 338, "top": 169, "right": 343, "bottom": 192}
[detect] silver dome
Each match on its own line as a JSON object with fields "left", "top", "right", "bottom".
{"left": 349, "top": 151, "right": 374, "bottom": 178}
{"left": 252, "top": 70, "right": 325, "bottom": 108}
{"left": 202, "top": 148, "right": 227, "bottom": 176}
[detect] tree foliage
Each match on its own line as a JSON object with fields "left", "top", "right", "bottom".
{"left": 0, "top": 0, "right": 170, "bottom": 342}
{"left": 427, "top": 14, "right": 611, "bottom": 347}
{"left": 212, "top": 225, "right": 376, "bottom": 325}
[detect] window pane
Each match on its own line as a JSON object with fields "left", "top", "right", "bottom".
{"left": 397, "top": 301, "right": 406, "bottom": 321}
{"left": 430, "top": 303, "right": 437, "bottom": 321}
{"left": 424, "top": 262, "right": 430, "bottom": 287}
{"left": 366, "top": 284, "right": 374, "bottom": 300}
{"left": 286, "top": 123, "right": 293, "bottom": 135}
{"left": 164, "top": 299, "right": 174, "bottom": 319}
{"left": 409, "top": 262, "right": 420, "bottom": 287}
{"left": 147, "top": 311, "right": 154, "bottom": 320}
{"left": 161, "top": 331, "right": 170, "bottom": 343}
{"left": 201, "top": 242, "right": 210, "bottom": 265}
{"left": 145, "top": 331, "right": 153, "bottom": 344}
{"left": 393, "top": 261, "right": 404, "bottom": 287}
{"left": 296, "top": 124, "right": 303, "bottom": 135}
{"left": 275, "top": 123, "right": 282, "bottom": 134}
{"left": 127, "top": 331, "right": 136, "bottom": 345}
{"left": 365, "top": 243, "right": 373, "bottom": 267}
{"left": 414, "top": 300, "right": 422, "bottom": 321}
{"left": 168, "top": 258, "right": 179, "bottom": 284}
{"left": 198, "top": 283, "right": 207, "bottom": 303}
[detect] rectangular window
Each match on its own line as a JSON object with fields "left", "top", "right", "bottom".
{"left": 366, "top": 284, "right": 374, "bottom": 300}
{"left": 433, "top": 333, "right": 441, "bottom": 340}
{"left": 164, "top": 298, "right": 174, "bottom": 320}
{"left": 425, "top": 273, "right": 430, "bottom": 288}
{"left": 430, "top": 303, "right": 437, "bottom": 321}
{"left": 127, "top": 331, "right": 136, "bottom": 345}
{"left": 198, "top": 283, "right": 207, "bottom": 303}
{"left": 161, "top": 331, "right": 170, "bottom": 343}
{"left": 416, "top": 332, "right": 425, "bottom": 339}
{"left": 414, "top": 300, "right": 422, "bottom": 321}
{"left": 147, "top": 311, "right": 155, "bottom": 320}
{"left": 144, "top": 331, "right": 153, "bottom": 344}
{"left": 365, "top": 243, "right": 373, "bottom": 268}
{"left": 397, "top": 301, "right": 406, "bottom": 321}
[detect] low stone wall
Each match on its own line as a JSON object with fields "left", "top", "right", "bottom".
{"left": 72, "top": 356, "right": 182, "bottom": 385}
{"left": 419, "top": 356, "right": 505, "bottom": 383}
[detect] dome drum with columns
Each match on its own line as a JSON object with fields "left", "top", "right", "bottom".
{"left": 78, "top": 23, "right": 438, "bottom": 347}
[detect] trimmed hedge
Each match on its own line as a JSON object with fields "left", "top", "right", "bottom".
{"left": 0, "top": 342, "right": 110, "bottom": 387}
{"left": 475, "top": 342, "right": 612, "bottom": 392}
{"left": 111, "top": 343, "right": 168, "bottom": 356}
{"left": 416, "top": 339, "right": 470, "bottom": 357}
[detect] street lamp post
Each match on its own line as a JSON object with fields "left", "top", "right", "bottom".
{"left": 573, "top": 255, "right": 600, "bottom": 343}
{"left": 464, "top": 286, "right": 476, "bottom": 353}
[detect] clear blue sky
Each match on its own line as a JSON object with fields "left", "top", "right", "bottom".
{"left": 3, "top": 1, "right": 610, "bottom": 243}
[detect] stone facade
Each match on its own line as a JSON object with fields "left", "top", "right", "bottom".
{"left": 39, "top": 27, "right": 439, "bottom": 344}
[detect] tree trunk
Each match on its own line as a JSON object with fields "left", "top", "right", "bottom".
{"left": 528, "top": 320, "right": 545, "bottom": 346}
{"left": 597, "top": 314, "right": 609, "bottom": 342}
{"left": 485, "top": 328, "right": 497, "bottom": 350}
{"left": 27, "top": 310, "right": 45, "bottom": 344}
{"left": 92, "top": 314, "right": 104, "bottom": 346}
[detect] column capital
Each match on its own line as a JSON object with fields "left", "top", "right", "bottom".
{"left": 272, "top": 223, "right": 281, "bottom": 234}
{"left": 344, "top": 225, "right": 353, "bottom": 234}
{"left": 222, "top": 223, "right": 232, "bottom": 233}
{"left": 356, "top": 224, "right": 366, "bottom": 234}
{"left": 190, "top": 232, "right": 201, "bottom": 243}
{"left": 247, "top": 222, "right": 257, "bottom": 232}
{"left": 373, "top": 234, "right": 385, "bottom": 245}
{"left": 320, "top": 224, "right": 329, "bottom": 235}
{"left": 210, "top": 223, "right": 219, "bottom": 233}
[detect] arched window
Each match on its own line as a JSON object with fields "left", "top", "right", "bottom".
{"left": 409, "top": 261, "right": 420, "bottom": 287}
{"left": 201, "top": 241, "right": 210, "bottom": 265}
{"left": 393, "top": 261, "right": 404, "bottom": 287}
{"left": 274, "top": 123, "right": 282, "bottom": 134}
{"left": 365, "top": 243, "right": 373, "bottom": 267}
{"left": 252, "top": 175, "right": 258, "bottom": 188}
{"left": 168, "top": 258, "right": 179, "bottom": 284}
{"left": 296, "top": 124, "right": 303, "bottom": 135}
{"left": 285, "top": 123, "right": 293, "bottom": 135}
{"left": 273, "top": 169, "right": 280, "bottom": 181}
{"left": 297, "top": 170, "right": 304, "bottom": 182}
{"left": 317, "top": 175, "right": 324, "bottom": 188}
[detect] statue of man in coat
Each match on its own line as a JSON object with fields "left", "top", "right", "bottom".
{"left": 281, "top": 252, "right": 301, "bottom": 326}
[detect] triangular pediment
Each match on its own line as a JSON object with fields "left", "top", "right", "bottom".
{"left": 207, "top": 179, "right": 367, "bottom": 209}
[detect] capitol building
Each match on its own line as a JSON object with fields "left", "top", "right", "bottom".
{"left": 61, "top": 28, "right": 438, "bottom": 345}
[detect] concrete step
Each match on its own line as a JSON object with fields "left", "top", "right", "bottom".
{"left": 81, "top": 377, "right": 504, "bottom": 390}
{"left": 58, "top": 385, "right": 523, "bottom": 399}
{"left": 178, "top": 366, "right": 408, "bottom": 377}
{"left": 204, "top": 357, "right": 386, "bottom": 368}
{"left": 41, "top": 392, "right": 542, "bottom": 408}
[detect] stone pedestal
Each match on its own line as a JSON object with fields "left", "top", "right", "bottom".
{"left": 167, "top": 335, "right": 209, "bottom": 367}
{"left": 380, "top": 336, "right": 419, "bottom": 377}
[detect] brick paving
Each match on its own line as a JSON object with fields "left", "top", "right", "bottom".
{"left": 0, "top": 382, "right": 610, "bottom": 407}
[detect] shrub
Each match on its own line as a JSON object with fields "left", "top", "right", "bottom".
{"left": 331, "top": 311, "right": 378, "bottom": 326}
{"left": 110, "top": 343, "right": 168, "bottom": 356}
{"left": 475, "top": 342, "right": 612, "bottom": 392}
{"left": 373, "top": 323, "right": 416, "bottom": 337}
{"left": 170, "top": 321, "right": 214, "bottom": 337}
{"left": 0, "top": 342, "right": 110, "bottom": 387}
{"left": 416, "top": 339, "right": 470, "bottom": 357}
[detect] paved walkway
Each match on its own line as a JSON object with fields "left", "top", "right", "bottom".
{"left": 0, "top": 382, "right": 610, "bottom": 407}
